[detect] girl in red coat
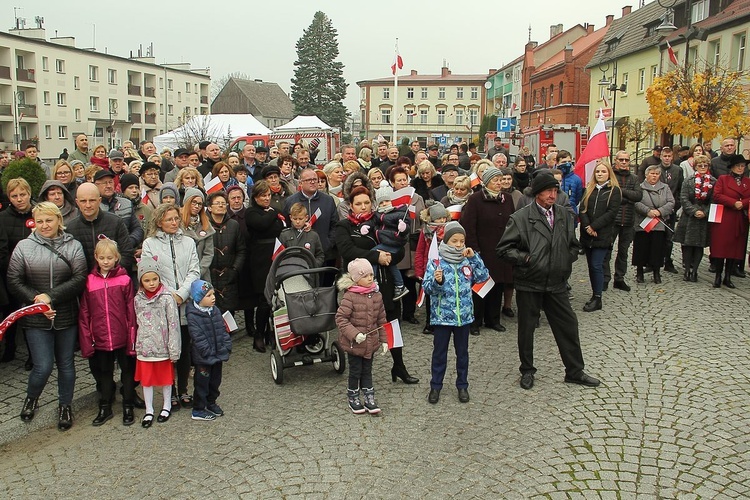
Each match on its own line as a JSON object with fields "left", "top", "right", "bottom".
{"left": 78, "top": 239, "right": 137, "bottom": 426}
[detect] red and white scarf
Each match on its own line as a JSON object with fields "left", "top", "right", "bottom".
{"left": 694, "top": 172, "right": 713, "bottom": 201}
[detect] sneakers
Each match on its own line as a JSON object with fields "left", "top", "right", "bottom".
{"left": 57, "top": 405, "right": 73, "bottom": 431}
{"left": 393, "top": 286, "right": 409, "bottom": 301}
{"left": 362, "top": 389, "right": 381, "bottom": 414}
{"left": 207, "top": 403, "right": 224, "bottom": 417}
{"left": 191, "top": 409, "right": 217, "bottom": 421}
{"left": 347, "top": 389, "right": 366, "bottom": 414}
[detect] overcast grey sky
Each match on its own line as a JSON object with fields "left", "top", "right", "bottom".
{"left": 8, "top": 0, "right": 650, "bottom": 114}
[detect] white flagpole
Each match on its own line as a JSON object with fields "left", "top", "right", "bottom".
{"left": 393, "top": 38, "right": 398, "bottom": 145}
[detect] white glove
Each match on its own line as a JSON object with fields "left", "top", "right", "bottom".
{"left": 381, "top": 342, "right": 389, "bottom": 354}
{"left": 355, "top": 333, "right": 366, "bottom": 344}
{"left": 360, "top": 225, "right": 370, "bottom": 235}
{"left": 397, "top": 220, "right": 408, "bottom": 232}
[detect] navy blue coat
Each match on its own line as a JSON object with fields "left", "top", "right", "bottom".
{"left": 185, "top": 300, "right": 231, "bottom": 366}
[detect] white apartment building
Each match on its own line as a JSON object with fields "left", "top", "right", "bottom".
{"left": 0, "top": 26, "right": 210, "bottom": 158}
{"left": 357, "top": 66, "right": 490, "bottom": 148}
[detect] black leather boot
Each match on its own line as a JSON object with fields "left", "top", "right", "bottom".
{"left": 636, "top": 267, "right": 644, "bottom": 283}
{"left": 723, "top": 268, "right": 736, "bottom": 288}
{"left": 713, "top": 272, "right": 722, "bottom": 288}
{"left": 653, "top": 269, "right": 662, "bottom": 284}
{"left": 583, "top": 295, "right": 602, "bottom": 312}
{"left": 92, "top": 403, "right": 113, "bottom": 426}
{"left": 689, "top": 269, "right": 698, "bottom": 282}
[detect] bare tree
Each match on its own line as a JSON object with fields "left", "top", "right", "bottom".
{"left": 173, "top": 115, "right": 234, "bottom": 152}
{"left": 620, "top": 118, "right": 655, "bottom": 165}
{"left": 211, "top": 71, "right": 251, "bottom": 104}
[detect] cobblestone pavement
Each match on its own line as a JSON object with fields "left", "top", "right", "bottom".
{"left": 1, "top": 254, "right": 749, "bottom": 498}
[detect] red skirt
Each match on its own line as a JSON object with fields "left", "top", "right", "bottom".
{"left": 135, "top": 359, "right": 174, "bottom": 387}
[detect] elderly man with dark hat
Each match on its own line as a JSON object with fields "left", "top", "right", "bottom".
{"left": 164, "top": 148, "right": 190, "bottom": 184}
{"left": 432, "top": 164, "right": 459, "bottom": 201}
{"left": 497, "top": 171, "right": 601, "bottom": 391}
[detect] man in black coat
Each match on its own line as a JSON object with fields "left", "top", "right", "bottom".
{"left": 497, "top": 172, "right": 600, "bottom": 391}
{"left": 198, "top": 143, "right": 222, "bottom": 178}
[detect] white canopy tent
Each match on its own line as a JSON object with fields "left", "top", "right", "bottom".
{"left": 274, "top": 115, "right": 333, "bottom": 131}
{"left": 153, "top": 114, "right": 272, "bottom": 151}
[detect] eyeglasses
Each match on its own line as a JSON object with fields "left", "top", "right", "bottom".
{"left": 616, "top": 158, "right": 630, "bottom": 162}
{"left": 57, "top": 171, "right": 71, "bottom": 176}
{"left": 191, "top": 200, "right": 203, "bottom": 206}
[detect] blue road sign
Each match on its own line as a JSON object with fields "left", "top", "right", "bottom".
{"left": 497, "top": 117, "right": 517, "bottom": 132}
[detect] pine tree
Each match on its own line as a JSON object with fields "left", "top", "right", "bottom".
{"left": 291, "top": 11, "right": 349, "bottom": 130}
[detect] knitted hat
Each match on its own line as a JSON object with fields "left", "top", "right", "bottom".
{"left": 531, "top": 171, "right": 560, "bottom": 195}
{"left": 183, "top": 187, "right": 204, "bottom": 203}
{"left": 428, "top": 202, "right": 449, "bottom": 221}
{"left": 137, "top": 256, "right": 161, "bottom": 283}
{"left": 443, "top": 221, "right": 465, "bottom": 243}
{"left": 375, "top": 185, "right": 393, "bottom": 205}
{"left": 190, "top": 279, "right": 213, "bottom": 303}
{"left": 120, "top": 173, "right": 140, "bottom": 193}
{"left": 160, "top": 182, "right": 180, "bottom": 205}
{"left": 347, "top": 258, "right": 372, "bottom": 282}
{"left": 481, "top": 167, "right": 503, "bottom": 186}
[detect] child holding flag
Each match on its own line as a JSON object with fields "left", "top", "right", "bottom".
{"left": 372, "top": 185, "right": 411, "bottom": 300}
{"left": 415, "top": 203, "right": 450, "bottom": 334}
{"left": 335, "top": 258, "right": 389, "bottom": 415}
{"left": 422, "top": 221, "right": 489, "bottom": 405}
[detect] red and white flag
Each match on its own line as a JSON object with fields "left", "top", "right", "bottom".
{"left": 408, "top": 205, "right": 416, "bottom": 219}
{"left": 428, "top": 233, "right": 439, "bottom": 263}
{"left": 391, "top": 51, "right": 403, "bottom": 75}
{"left": 708, "top": 204, "right": 724, "bottom": 223}
{"left": 141, "top": 189, "right": 149, "bottom": 205}
{"left": 667, "top": 40, "right": 679, "bottom": 66}
{"left": 205, "top": 175, "right": 223, "bottom": 194}
{"left": 222, "top": 310, "right": 238, "bottom": 333}
{"left": 447, "top": 204, "right": 463, "bottom": 221}
{"left": 391, "top": 187, "right": 415, "bottom": 207}
{"left": 416, "top": 287, "right": 425, "bottom": 308}
{"left": 383, "top": 319, "right": 403, "bottom": 349}
{"left": 574, "top": 112, "right": 609, "bottom": 182}
{"left": 511, "top": 102, "right": 517, "bottom": 113}
{"left": 639, "top": 217, "right": 660, "bottom": 232}
{"left": 472, "top": 277, "right": 495, "bottom": 298}
{"left": 469, "top": 172, "right": 481, "bottom": 189}
{"left": 0, "top": 303, "right": 51, "bottom": 339}
{"left": 308, "top": 207, "right": 323, "bottom": 226}
{"left": 271, "top": 238, "right": 285, "bottom": 260}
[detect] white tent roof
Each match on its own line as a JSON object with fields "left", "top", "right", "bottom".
{"left": 274, "top": 115, "right": 332, "bottom": 131}
{"left": 153, "top": 114, "right": 272, "bottom": 151}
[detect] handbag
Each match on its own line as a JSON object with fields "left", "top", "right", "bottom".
{"left": 284, "top": 286, "right": 338, "bottom": 335}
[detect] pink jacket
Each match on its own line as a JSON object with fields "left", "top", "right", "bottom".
{"left": 78, "top": 265, "right": 136, "bottom": 358}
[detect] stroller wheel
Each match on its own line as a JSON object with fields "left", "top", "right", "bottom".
{"left": 270, "top": 351, "right": 284, "bottom": 384}
{"left": 304, "top": 334, "right": 325, "bottom": 355}
{"left": 331, "top": 342, "right": 346, "bottom": 374}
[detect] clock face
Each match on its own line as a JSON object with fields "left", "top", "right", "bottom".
{"left": 484, "top": 81, "right": 492, "bottom": 90}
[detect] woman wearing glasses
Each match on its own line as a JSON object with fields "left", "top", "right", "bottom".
{"left": 674, "top": 154, "right": 714, "bottom": 282}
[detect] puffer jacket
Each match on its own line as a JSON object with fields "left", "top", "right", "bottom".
{"left": 134, "top": 285, "right": 181, "bottom": 361}
{"left": 578, "top": 183, "right": 622, "bottom": 248}
{"left": 66, "top": 210, "right": 135, "bottom": 271}
{"left": 7, "top": 231, "right": 87, "bottom": 329}
{"left": 558, "top": 164, "right": 583, "bottom": 214}
{"left": 613, "top": 169, "right": 641, "bottom": 227}
{"left": 634, "top": 181, "right": 675, "bottom": 233}
{"left": 423, "top": 253, "right": 489, "bottom": 327}
{"left": 100, "top": 195, "right": 144, "bottom": 249}
{"left": 496, "top": 203, "right": 580, "bottom": 293}
{"left": 78, "top": 265, "right": 136, "bottom": 358}
{"left": 335, "top": 274, "right": 387, "bottom": 359}
{"left": 374, "top": 205, "right": 409, "bottom": 248}
{"left": 183, "top": 222, "right": 215, "bottom": 281}
{"left": 209, "top": 215, "right": 246, "bottom": 312}
{"left": 185, "top": 300, "right": 231, "bottom": 366}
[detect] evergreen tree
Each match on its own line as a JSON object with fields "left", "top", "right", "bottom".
{"left": 291, "top": 11, "right": 349, "bottom": 130}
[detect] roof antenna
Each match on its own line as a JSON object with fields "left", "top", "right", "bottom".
{"left": 528, "top": 24, "right": 532, "bottom": 42}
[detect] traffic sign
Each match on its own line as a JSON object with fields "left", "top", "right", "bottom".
{"left": 497, "top": 117, "right": 517, "bottom": 132}
{"left": 438, "top": 136, "right": 447, "bottom": 145}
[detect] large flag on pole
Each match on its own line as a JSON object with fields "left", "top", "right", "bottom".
{"left": 666, "top": 40, "right": 679, "bottom": 66}
{"left": 574, "top": 112, "right": 609, "bottom": 182}
{"left": 391, "top": 50, "right": 403, "bottom": 75}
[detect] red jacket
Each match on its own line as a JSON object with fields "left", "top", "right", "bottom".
{"left": 78, "top": 265, "right": 136, "bottom": 358}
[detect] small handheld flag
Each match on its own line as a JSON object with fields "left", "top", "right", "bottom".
{"left": 383, "top": 319, "right": 403, "bottom": 349}
{"left": 639, "top": 217, "right": 660, "bottom": 233}
{"left": 272, "top": 238, "right": 285, "bottom": 260}
{"left": 708, "top": 204, "right": 723, "bottom": 223}
{"left": 308, "top": 207, "right": 323, "bottom": 226}
{"left": 472, "top": 277, "right": 495, "bottom": 298}
{"left": 205, "top": 176, "right": 223, "bottom": 194}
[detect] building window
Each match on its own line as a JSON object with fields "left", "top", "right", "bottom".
{"left": 420, "top": 109, "right": 428, "bottom": 124}
{"left": 559, "top": 82, "right": 564, "bottom": 103}
{"left": 407, "top": 87, "right": 414, "bottom": 99}
{"left": 737, "top": 34, "right": 747, "bottom": 71}
{"left": 74, "top": 76, "right": 80, "bottom": 90}
{"left": 167, "top": 79, "right": 173, "bottom": 90}
{"left": 186, "top": 82, "right": 191, "bottom": 93}
{"left": 455, "top": 109, "right": 464, "bottom": 125}
{"left": 691, "top": 0, "right": 709, "bottom": 23}
{"left": 421, "top": 87, "right": 428, "bottom": 99}
{"left": 58, "top": 126, "right": 68, "bottom": 139}
{"left": 195, "top": 84, "right": 198, "bottom": 94}
{"left": 43, "top": 91, "right": 50, "bottom": 105}
{"left": 383, "top": 87, "right": 390, "bottom": 99}
{"left": 57, "top": 92, "right": 66, "bottom": 106}
{"left": 108, "top": 69, "right": 117, "bottom": 84}
{"left": 168, "top": 104, "right": 174, "bottom": 116}
{"left": 55, "top": 59, "right": 65, "bottom": 73}
{"left": 709, "top": 40, "right": 721, "bottom": 67}
{"left": 549, "top": 85, "right": 554, "bottom": 106}
{"left": 74, "top": 108, "right": 81, "bottom": 122}
{"left": 651, "top": 65, "right": 658, "bottom": 83}
{"left": 42, "top": 56, "right": 48, "bottom": 71}
{"left": 469, "top": 109, "right": 478, "bottom": 126}
{"left": 44, "top": 125, "right": 51, "bottom": 139}
{"left": 178, "top": 92, "right": 182, "bottom": 102}
{"left": 381, "top": 108, "right": 391, "bottom": 124}
{"left": 437, "top": 109, "right": 446, "bottom": 124}
{"left": 89, "top": 65, "right": 98, "bottom": 81}
{"left": 638, "top": 68, "right": 646, "bottom": 92}
{"left": 406, "top": 109, "right": 415, "bottom": 124}
{"left": 456, "top": 87, "right": 464, "bottom": 99}
{"left": 159, "top": 77, "right": 164, "bottom": 89}
{"left": 90, "top": 96, "right": 99, "bottom": 112}
{"left": 471, "top": 87, "right": 478, "bottom": 99}
{"left": 438, "top": 87, "right": 445, "bottom": 99}
{"left": 621, "top": 73, "right": 629, "bottom": 95}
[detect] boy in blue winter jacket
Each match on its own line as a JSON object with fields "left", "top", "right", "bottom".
{"left": 422, "top": 221, "right": 489, "bottom": 405}
{"left": 556, "top": 150, "right": 583, "bottom": 218}
{"left": 186, "top": 280, "right": 231, "bottom": 421}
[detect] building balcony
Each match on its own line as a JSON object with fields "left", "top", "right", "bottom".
{"left": 18, "top": 104, "right": 37, "bottom": 117}
{"left": 0, "top": 66, "right": 10, "bottom": 80}
{"left": 129, "top": 113, "right": 142, "bottom": 123}
{"left": 200, "top": 95, "right": 208, "bottom": 104}
{"left": 16, "top": 68, "right": 35, "bottom": 82}
{"left": 128, "top": 84, "right": 141, "bottom": 96}
{"left": 145, "top": 114, "right": 156, "bottom": 124}
{"left": 0, "top": 104, "right": 12, "bottom": 116}
{"left": 144, "top": 87, "right": 155, "bottom": 98}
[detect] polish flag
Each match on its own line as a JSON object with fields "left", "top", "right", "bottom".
{"left": 472, "top": 277, "right": 495, "bottom": 298}
{"left": 391, "top": 187, "right": 415, "bottom": 207}
{"left": 205, "top": 176, "right": 223, "bottom": 194}
{"left": 416, "top": 287, "right": 425, "bottom": 308}
{"left": 391, "top": 52, "right": 403, "bottom": 75}
{"left": 408, "top": 205, "right": 416, "bottom": 219}
{"left": 708, "top": 204, "right": 724, "bottom": 223}
{"left": 271, "top": 238, "right": 285, "bottom": 260}
{"left": 222, "top": 310, "right": 238, "bottom": 333}
{"left": 308, "top": 207, "right": 322, "bottom": 226}
{"left": 639, "top": 217, "right": 660, "bottom": 232}
{"left": 574, "top": 112, "right": 609, "bottom": 182}
{"left": 141, "top": 189, "right": 149, "bottom": 205}
{"left": 511, "top": 102, "right": 517, "bottom": 113}
{"left": 428, "top": 233, "right": 439, "bottom": 262}
{"left": 667, "top": 40, "right": 679, "bottom": 66}
{"left": 383, "top": 319, "right": 403, "bottom": 349}
{"left": 469, "top": 172, "right": 481, "bottom": 188}
{"left": 447, "top": 204, "right": 463, "bottom": 221}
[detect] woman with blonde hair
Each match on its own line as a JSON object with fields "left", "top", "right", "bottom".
{"left": 180, "top": 188, "right": 214, "bottom": 281}
{"left": 440, "top": 175, "right": 472, "bottom": 207}
{"left": 52, "top": 160, "right": 79, "bottom": 196}
{"left": 128, "top": 160, "right": 143, "bottom": 176}
{"left": 412, "top": 160, "right": 444, "bottom": 202}
{"left": 358, "top": 147, "right": 372, "bottom": 170}
{"left": 175, "top": 167, "right": 205, "bottom": 200}
{"left": 90, "top": 145, "right": 109, "bottom": 169}
{"left": 578, "top": 159, "right": 622, "bottom": 311}
{"left": 324, "top": 161, "right": 346, "bottom": 199}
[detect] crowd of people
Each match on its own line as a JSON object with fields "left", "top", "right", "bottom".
{"left": 0, "top": 132, "right": 748, "bottom": 423}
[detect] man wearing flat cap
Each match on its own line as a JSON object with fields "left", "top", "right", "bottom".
{"left": 497, "top": 171, "right": 601, "bottom": 391}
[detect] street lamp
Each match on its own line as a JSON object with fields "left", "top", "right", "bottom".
{"left": 599, "top": 61, "right": 627, "bottom": 163}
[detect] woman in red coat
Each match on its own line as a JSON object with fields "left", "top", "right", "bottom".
{"left": 710, "top": 155, "right": 750, "bottom": 288}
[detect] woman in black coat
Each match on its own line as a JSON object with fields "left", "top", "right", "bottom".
{"left": 411, "top": 160, "right": 444, "bottom": 202}
{"left": 227, "top": 186, "right": 255, "bottom": 335}
{"left": 578, "top": 161, "right": 622, "bottom": 312}
{"left": 246, "top": 180, "right": 285, "bottom": 352}
{"left": 334, "top": 186, "right": 418, "bottom": 384}
{"left": 206, "top": 191, "right": 246, "bottom": 314}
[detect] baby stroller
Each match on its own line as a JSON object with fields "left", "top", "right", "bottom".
{"left": 264, "top": 247, "right": 345, "bottom": 384}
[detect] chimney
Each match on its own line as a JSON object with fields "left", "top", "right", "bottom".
{"left": 622, "top": 5, "right": 632, "bottom": 17}
{"left": 410, "top": 70, "right": 418, "bottom": 76}
{"left": 584, "top": 23, "right": 594, "bottom": 34}
{"left": 564, "top": 43, "right": 574, "bottom": 63}
{"left": 550, "top": 24, "right": 563, "bottom": 38}
{"left": 441, "top": 66, "right": 451, "bottom": 77}
{"left": 606, "top": 14, "right": 614, "bottom": 26}
{"left": 489, "top": 69, "right": 497, "bottom": 75}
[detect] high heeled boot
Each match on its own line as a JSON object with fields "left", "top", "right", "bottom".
{"left": 653, "top": 269, "right": 662, "bottom": 284}
{"left": 390, "top": 347, "right": 419, "bottom": 384}
{"left": 723, "top": 260, "right": 736, "bottom": 288}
